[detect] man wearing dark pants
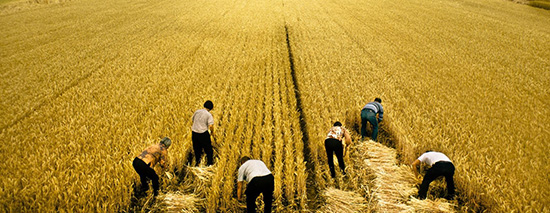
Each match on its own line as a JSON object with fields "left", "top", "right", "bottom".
{"left": 361, "top": 98, "right": 384, "bottom": 141}
{"left": 411, "top": 151, "right": 455, "bottom": 200}
{"left": 325, "top": 121, "right": 352, "bottom": 178}
{"left": 237, "top": 156, "right": 274, "bottom": 213}
{"left": 132, "top": 137, "right": 171, "bottom": 196}
{"left": 191, "top": 100, "right": 215, "bottom": 166}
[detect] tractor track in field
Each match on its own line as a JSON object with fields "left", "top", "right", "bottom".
{"left": 284, "top": 23, "right": 321, "bottom": 211}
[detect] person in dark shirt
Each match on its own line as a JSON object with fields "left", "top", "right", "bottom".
{"left": 132, "top": 137, "right": 171, "bottom": 196}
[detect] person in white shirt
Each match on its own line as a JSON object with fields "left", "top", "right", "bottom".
{"left": 237, "top": 156, "right": 274, "bottom": 213}
{"left": 191, "top": 100, "right": 215, "bottom": 166}
{"left": 411, "top": 151, "right": 455, "bottom": 200}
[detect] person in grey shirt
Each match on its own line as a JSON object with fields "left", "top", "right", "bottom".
{"left": 191, "top": 100, "right": 215, "bottom": 166}
{"left": 361, "top": 98, "right": 384, "bottom": 141}
{"left": 237, "top": 156, "right": 274, "bottom": 213}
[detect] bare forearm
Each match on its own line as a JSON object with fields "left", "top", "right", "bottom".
{"left": 209, "top": 125, "right": 215, "bottom": 136}
{"left": 411, "top": 160, "right": 421, "bottom": 176}
{"left": 237, "top": 182, "right": 243, "bottom": 199}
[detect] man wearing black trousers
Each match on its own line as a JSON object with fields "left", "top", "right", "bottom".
{"left": 325, "top": 121, "right": 352, "bottom": 178}
{"left": 237, "top": 156, "right": 274, "bottom": 213}
{"left": 191, "top": 100, "right": 215, "bottom": 166}
{"left": 411, "top": 151, "right": 455, "bottom": 200}
{"left": 132, "top": 137, "right": 171, "bottom": 196}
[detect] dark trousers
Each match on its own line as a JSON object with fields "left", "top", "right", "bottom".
{"left": 418, "top": 161, "right": 455, "bottom": 199}
{"left": 192, "top": 131, "right": 214, "bottom": 166}
{"left": 246, "top": 174, "right": 274, "bottom": 213}
{"left": 325, "top": 138, "right": 345, "bottom": 178}
{"left": 361, "top": 109, "right": 379, "bottom": 141}
{"left": 132, "top": 157, "right": 159, "bottom": 195}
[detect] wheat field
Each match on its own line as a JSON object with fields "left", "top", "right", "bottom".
{"left": 1, "top": 0, "right": 549, "bottom": 211}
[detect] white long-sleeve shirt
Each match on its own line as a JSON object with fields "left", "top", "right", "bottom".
{"left": 237, "top": 160, "right": 272, "bottom": 182}
{"left": 417, "top": 152, "right": 452, "bottom": 166}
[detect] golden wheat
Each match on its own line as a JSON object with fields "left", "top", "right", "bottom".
{"left": 283, "top": 0, "right": 550, "bottom": 211}
{"left": 1, "top": 0, "right": 549, "bottom": 211}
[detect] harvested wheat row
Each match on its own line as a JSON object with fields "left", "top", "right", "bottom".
{"left": 358, "top": 141, "right": 455, "bottom": 212}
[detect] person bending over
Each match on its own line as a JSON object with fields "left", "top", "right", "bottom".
{"left": 325, "top": 121, "right": 352, "bottom": 178}
{"left": 132, "top": 137, "right": 171, "bottom": 196}
{"left": 237, "top": 156, "right": 274, "bottom": 213}
{"left": 411, "top": 151, "right": 455, "bottom": 200}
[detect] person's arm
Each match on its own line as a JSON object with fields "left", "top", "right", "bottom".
{"left": 343, "top": 129, "right": 352, "bottom": 146}
{"left": 209, "top": 124, "right": 215, "bottom": 137}
{"left": 343, "top": 143, "right": 347, "bottom": 157}
{"left": 208, "top": 113, "right": 215, "bottom": 140}
{"left": 378, "top": 104, "right": 384, "bottom": 122}
{"left": 411, "top": 159, "right": 421, "bottom": 177}
{"left": 343, "top": 129, "right": 352, "bottom": 156}
{"left": 160, "top": 150, "right": 168, "bottom": 170}
{"left": 237, "top": 181, "right": 244, "bottom": 200}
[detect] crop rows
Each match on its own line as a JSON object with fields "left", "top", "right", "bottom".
{"left": 1, "top": 0, "right": 549, "bottom": 211}
{"left": 1, "top": 0, "right": 308, "bottom": 211}
{"left": 283, "top": 0, "right": 550, "bottom": 211}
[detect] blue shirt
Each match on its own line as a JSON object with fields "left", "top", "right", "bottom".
{"left": 362, "top": 101, "right": 384, "bottom": 121}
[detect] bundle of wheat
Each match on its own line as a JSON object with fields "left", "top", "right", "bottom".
{"left": 182, "top": 166, "right": 216, "bottom": 198}
{"left": 408, "top": 197, "right": 456, "bottom": 213}
{"left": 151, "top": 192, "right": 201, "bottom": 213}
{"left": 318, "top": 187, "right": 367, "bottom": 213}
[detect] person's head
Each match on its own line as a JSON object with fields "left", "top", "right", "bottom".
{"left": 333, "top": 121, "right": 342, "bottom": 127}
{"left": 374, "top": 98, "right": 382, "bottom": 103}
{"left": 240, "top": 156, "right": 251, "bottom": 165}
{"left": 160, "top": 137, "right": 172, "bottom": 148}
{"left": 204, "top": 100, "right": 214, "bottom": 111}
